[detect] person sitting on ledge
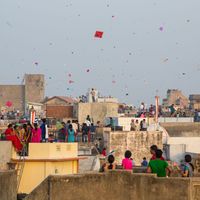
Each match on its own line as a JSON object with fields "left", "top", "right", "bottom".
{"left": 182, "top": 154, "right": 194, "bottom": 177}
{"left": 141, "top": 157, "right": 148, "bottom": 167}
{"left": 147, "top": 149, "right": 170, "bottom": 177}
{"left": 150, "top": 145, "right": 165, "bottom": 160}
{"left": 100, "top": 154, "right": 116, "bottom": 172}
{"left": 122, "top": 150, "right": 133, "bottom": 170}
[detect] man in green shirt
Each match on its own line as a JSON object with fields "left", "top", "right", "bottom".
{"left": 147, "top": 149, "right": 170, "bottom": 177}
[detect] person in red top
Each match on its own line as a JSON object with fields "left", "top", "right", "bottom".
{"left": 5, "top": 124, "right": 13, "bottom": 137}
{"left": 5, "top": 124, "right": 23, "bottom": 153}
{"left": 150, "top": 145, "right": 165, "bottom": 160}
{"left": 102, "top": 148, "right": 106, "bottom": 157}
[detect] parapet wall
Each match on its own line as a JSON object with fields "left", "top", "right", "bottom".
{"left": 0, "top": 170, "right": 17, "bottom": 200}
{"left": 25, "top": 171, "right": 200, "bottom": 200}
{"left": 103, "top": 131, "right": 163, "bottom": 165}
{"left": 161, "top": 122, "right": 200, "bottom": 137}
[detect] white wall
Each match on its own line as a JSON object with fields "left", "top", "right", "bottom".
{"left": 168, "top": 137, "right": 200, "bottom": 153}
{"left": 159, "top": 117, "right": 194, "bottom": 123}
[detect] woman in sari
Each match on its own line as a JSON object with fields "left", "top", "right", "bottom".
{"left": 31, "top": 123, "right": 42, "bottom": 143}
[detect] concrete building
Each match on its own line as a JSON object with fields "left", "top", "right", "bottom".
{"left": 161, "top": 123, "right": 200, "bottom": 162}
{"left": 43, "top": 96, "right": 77, "bottom": 119}
{"left": 0, "top": 74, "right": 45, "bottom": 114}
{"left": 0, "top": 141, "right": 81, "bottom": 194}
{"left": 162, "top": 89, "right": 189, "bottom": 108}
{"left": 189, "top": 94, "right": 200, "bottom": 110}
{"left": 74, "top": 102, "right": 119, "bottom": 124}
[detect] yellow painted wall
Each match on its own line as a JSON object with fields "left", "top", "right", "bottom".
{"left": 28, "top": 143, "right": 78, "bottom": 159}
{"left": 13, "top": 143, "right": 79, "bottom": 194}
{"left": 18, "top": 160, "right": 78, "bottom": 194}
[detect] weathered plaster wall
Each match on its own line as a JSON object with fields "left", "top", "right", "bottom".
{"left": 25, "top": 74, "right": 45, "bottom": 103}
{"left": 0, "top": 85, "right": 25, "bottom": 111}
{"left": 161, "top": 122, "right": 200, "bottom": 137}
{"left": 0, "top": 170, "right": 17, "bottom": 200}
{"left": 104, "top": 131, "right": 162, "bottom": 165}
{"left": 0, "top": 141, "right": 12, "bottom": 170}
{"left": 25, "top": 171, "right": 200, "bottom": 200}
{"left": 76, "top": 102, "right": 118, "bottom": 124}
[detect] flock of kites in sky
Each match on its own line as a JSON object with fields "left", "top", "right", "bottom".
{"left": 7, "top": 9, "right": 196, "bottom": 108}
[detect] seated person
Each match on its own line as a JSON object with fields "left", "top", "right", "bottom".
{"left": 100, "top": 155, "right": 116, "bottom": 172}
{"left": 182, "top": 154, "right": 194, "bottom": 177}
{"left": 147, "top": 149, "right": 170, "bottom": 177}
{"left": 122, "top": 150, "right": 133, "bottom": 170}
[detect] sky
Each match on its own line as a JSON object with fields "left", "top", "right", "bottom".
{"left": 0, "top": 0, "right": 200, "bottom": 106}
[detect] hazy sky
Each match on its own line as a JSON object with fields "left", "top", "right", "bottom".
{"left": 1, "top": 0, "right": 200, "bottom": 106}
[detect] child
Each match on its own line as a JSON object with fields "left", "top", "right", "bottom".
{"left": 182, "top": 154, "right": 194, "bottom": 177}
{"left": 141, "top": 157, "right": 148, "bottom": 167}
{"left": 100, "top": 154, "right": 116, "bottom": 172}
{"left": 122, "top": 150, "right": 133, "bottom": 170}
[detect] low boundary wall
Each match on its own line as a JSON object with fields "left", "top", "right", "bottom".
{"left": 25, "top": 171, "right": 200, "bottom": 200}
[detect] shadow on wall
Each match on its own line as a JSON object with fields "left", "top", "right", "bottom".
{"left": 25, "top": 171, "right": 200, "bottom": 200}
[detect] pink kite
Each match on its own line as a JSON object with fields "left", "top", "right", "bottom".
{"left": 94, "top": 31, "right": 104, "bottom": 38}
{"left": 69, "top": 80, "right": 74, "bottom": 84}
{"left": 159, "top": 26, "right": 164, "bottom": 31}
{"left": 6, "top": 101, "right": 12, "bottom": 107}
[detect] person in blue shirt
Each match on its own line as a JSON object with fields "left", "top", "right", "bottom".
{"left": 90, "top": 123, "right": 96, "bottom": 142}
{"left": 141, "top": 157, "right": 148, "bottom": 167}
{"left": 40, "top": 118, "right": 46, "bottom": 142}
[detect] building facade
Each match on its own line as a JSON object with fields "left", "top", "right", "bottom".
{"left": 0, "top": 74, "right": 45, "bottom": 115}
{"left": 162, "top": 89, "right": 189, "bottom": 108}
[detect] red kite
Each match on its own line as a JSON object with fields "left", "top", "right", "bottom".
{"left": 6, "top": 101, "right": 12, "bottom": 107}
{"left": 94, "top": 31, "right": 104, "bottom": 38}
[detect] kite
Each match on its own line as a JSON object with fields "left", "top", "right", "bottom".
{"left": 68, "top": 73, "right": 72, "bottom": 77}
{"left": 86, "top": 69, "right": 90, "bottom": 73}
{"left": 6, "top": 101, "right": 12, "bottom": 107}
{"left": 94, "top": 31, "right": 104, "bottom": 38}
{"left": 163, "top": 58, "right": 169, "bottom": 62}
{"left": 49, "top": 77, "right": 52, "bottom": 79}
{"left": 182, "top": 73, "right": 186, "bottom": 75}
{"left": 159, "top": 26, "right": 164, "bottom": 31}
{"left": 69, "top": 80, "right": 74, "bottom": 84}
{"left": 34, "top": 62, "right": 38, "bottom": 66}
{"left": 17, "top": 76, "right": 20, "bottom": 79}
{"left": 112, "top": 80, "right": 116, "bottom": 84}
{"left": 126, "top": 93, "right": 129, "bottom": 96}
